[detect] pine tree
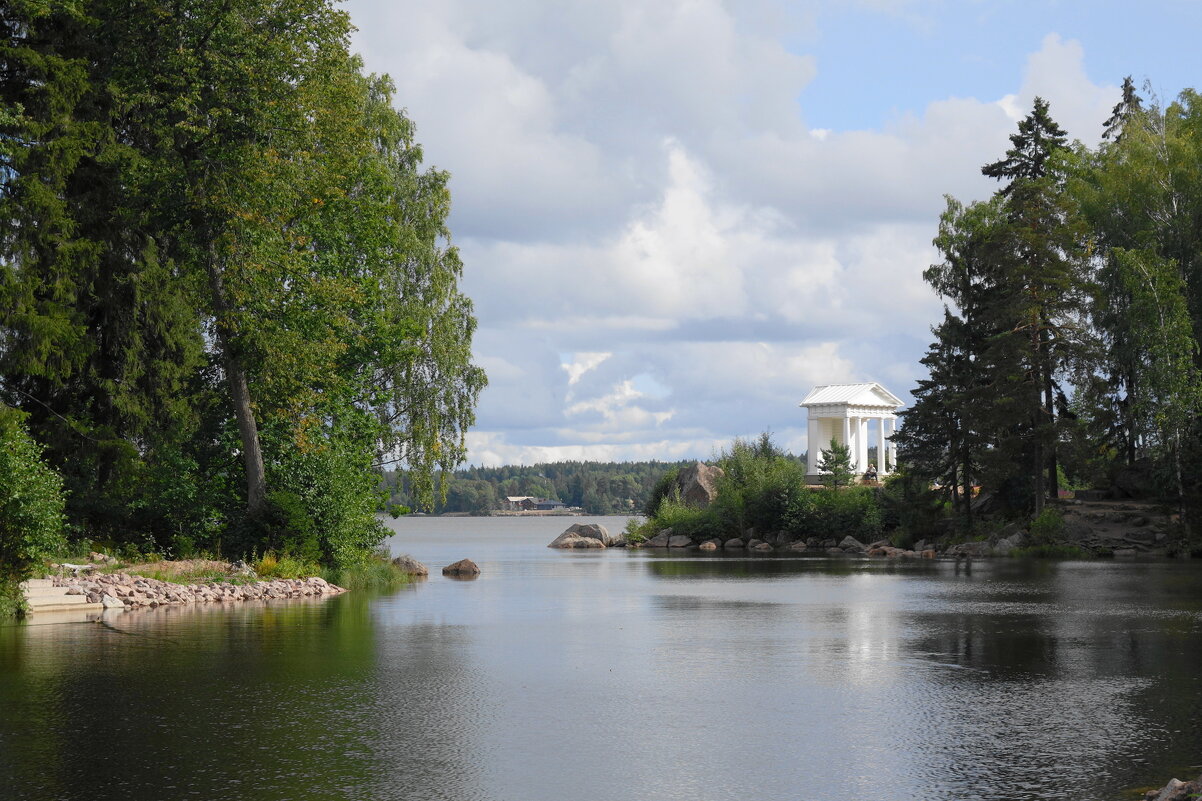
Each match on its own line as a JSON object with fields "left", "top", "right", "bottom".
{"left": 1102, "top": 76, "right": 1144, "bottom": 142}
{"left": 982, "top": 96, "right": 1068, "bottom": 192}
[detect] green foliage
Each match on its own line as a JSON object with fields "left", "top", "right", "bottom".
{"left": 320, "top": 555, "right": 410, "bottom": 592}
{"left": 644, "top": 466, "right": 682, "bottom": 516}
{"left": 623, "top": 517, "right": 648, "bottom": 544}
{"left": 639, "top": 433, "right": 884, "bottom": 543}
{"left": 785, "top": 487, "right": 883, "bottom": 542}
{"left": 0, "top": 0, "right": 485, "bottom": 565}
{"left": 818, "top": 439, "right": 855, "bottom": 489}
{"left": 1029, "top": 507, "right": 1065, "bottom": 545}
{"left": 0, "top": 578, "right": 23, "bottom": 619}
{"left": 253, "top": 552, "right": 322, "bottom": 580}
{"left": 651, "top": 496, "right": 724, "bottom": 541}
{"left": 0, "top": 408, "right": 67, "bottom": 580}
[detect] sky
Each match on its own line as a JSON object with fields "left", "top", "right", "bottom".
{"left": 343, "top": 0, "right": 1200, "bottom": 467}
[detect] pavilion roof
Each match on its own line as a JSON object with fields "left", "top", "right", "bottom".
{"left": 800, "top": 382, "right": 904, "bottom": 408}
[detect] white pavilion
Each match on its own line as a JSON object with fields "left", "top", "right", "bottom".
{"left": 801, "top": 382, "right": 904, "bottom": 482}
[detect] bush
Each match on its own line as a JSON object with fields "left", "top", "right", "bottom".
{"left": 0, "top": 408, "right": 67, "bottom": 582}
{"left": 787, "top": 486, "right": 882, "bottom": 541}
{"left": 644, "top": 467, "right": 681, "bottom": 516}
{"left": 1030, "top": 507, "right": 1064, "bottom": 545}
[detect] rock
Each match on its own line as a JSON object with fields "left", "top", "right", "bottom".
{"left": 675, "top": 462, "right": 725, "bottom": 507}
{"left": 993, "top": 533, "right": 1025, "bottom": 555}
{"left": 667, "top": 535, "right": 693, "bottom": 548}
{"left": 839, "top": 536, "right": 866, "bottom": 553}
{"left": 550, "top": 534, "right": 605, "bottom": 548}
{"left": 752, "top": 543, "right": 773, "bottom": 552}
{"left": 646, "top": 529, "right": 673, "bottom": 547}
{"left": 946, "top": 541, "right": 992, "bottom": 558}
{"left": 549, "top": 523, "right": 615, "bottom": 548}
{"left": 1145, "top": 776, "right": 1202, "bottom": 801}
{"left": 1114, "top": 548, "right": 1138, "bottom": 558}
{"left": 698, "top": 540, "right": 719, "bottom": 551}
{"left": 921, "top": 549, "right": 937, "bottom": 559}
{"left": 100, "top": 594, "right": 124, "bottom": 609}
{"left": 724, "top": 538, "right": 745, "bottom": 549}
{"left": 391, "top": 555, "right": 429, "bottom": 576}
{"left": 442, "top": 559, "right": 481, "bottom": 577}
{"left": 747, "top": 539, "right": 765, "bottom": 549}
{"left": 806, "top": 537, "right": 821, "bottom": 548}
{"left": 229, "top": 559, "right": 256, "bottom": 578}
{"left": 788, "top": 541, "right": 809, "bottom": 551}
{"left": 826, "top": 547, "right": 844, "bottom": 555}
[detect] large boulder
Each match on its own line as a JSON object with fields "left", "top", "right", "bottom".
{"left": 676, "top": 462, "right": 724, "bottom": 507}
{"left": 668, "top": 535, "right": 693, "bottom": 548}
{"left": 646, "top": 529, "right": 673, "bottom": 547}
{"left": 1145, "top": 776, "right": 1202, "bottom": 801}
{"left": 548, "top": 523, "right": 616, "bottom": 548}
{"left": 839, "top": 536, "right": 867, "bottom": 553}
{"left": 442, "top": 559, "right": 481, "bottom": 577}
{"left": 392, "top": 555, "right": 429, "bottom": 576}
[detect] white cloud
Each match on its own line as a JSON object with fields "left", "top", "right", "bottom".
{"left": 342, "top": 2, "right": 1125, "bottom": 465}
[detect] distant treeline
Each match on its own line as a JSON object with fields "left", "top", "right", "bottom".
{"left": 383, "top": 460, "right": 725, "bottom": 515}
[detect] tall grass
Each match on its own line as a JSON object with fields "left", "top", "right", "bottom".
{"left": 320, "top": 557, "right": 411, "bottom": 591}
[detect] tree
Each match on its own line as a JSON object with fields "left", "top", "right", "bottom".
{"left": 818, "top": 438, "right": 855, "bottom": 489}
{"left": 982, "top": 96, "right": 1068, "bottom": 192}
{"left": 0, "top": 0, "right": 485, "bottom": 561}
{"left": 0, "top": 407, "right": 66, "bottom": 582}
{"left": 1102, "top": 76, "right": 1144, "bottom": 142}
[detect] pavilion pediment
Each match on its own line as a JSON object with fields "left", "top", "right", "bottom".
{"left": 800, "top": 382, "right": 903, "bottom": 410}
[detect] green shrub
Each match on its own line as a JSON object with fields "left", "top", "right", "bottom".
{"left": 786, "top": 487, "right": 882, "bottom": 541}
{"left": 644, "top": 467, "right": 681, "bottom": 516}
{"left": 1030, "top": 507, "right": 1064, "bottom": 545}
{"left": 623, "top": 517, "right": 648, "bottom": 544}
{"left": 320, "top": 554, "right": 410, "bottom": 591}
{"left": 654, "top": 496, "right": 724, "bottom": 540}
{"left": 0, "top": 408, "right": 67, "bottom": 582}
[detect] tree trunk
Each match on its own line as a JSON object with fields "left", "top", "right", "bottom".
{"left": 206, "top": 252, "right": 267, "bottom": 517}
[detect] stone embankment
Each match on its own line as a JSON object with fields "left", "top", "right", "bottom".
{"left": 49, "top": 572, "right": 345, "bottom": 609}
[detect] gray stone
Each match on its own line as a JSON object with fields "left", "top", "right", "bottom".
{"left": 698, "top": 540, "right": 720, "bottom": 551}
{"left": 724, "top": 538, "right": 745, "bottom": 549}
{"left": 675, "top": 462, "right": 725, "bottom": 507}
{"left": 746, "top": 539, "right": 765, "bottom": 549}
{"left": 100, "top": 594, "right": 125, "bottom": 609}
{"left": 1114, "top": 548, "right": 1138, "bottom": 558}
{"left": 946, "top": 541, "right": 992, "bottom": 558}
{"left": 752, "top": 543, "right": 773, "bottom": 552}
{"left": 668, "top": 535, "right": 693, "bottom": 548}
{"left": 788, "top": 541, "right": 810, "bottom": 551}
{"left": 646, "top": 529, "right": 673, "bottom": 547}
{"left": 549, "top": 534, "right": 605, "bottom": 548}
{"left": 549, "top": 523, "right": 615, "bottom": 548}
{"left": 839, "top": 535, "right": 866, "bottom": 553}
{"left": 391, "top": 555, "right": 429, "bottom": 576}
{"left": 442, "top": 559, "right": 481, "bottom": 577}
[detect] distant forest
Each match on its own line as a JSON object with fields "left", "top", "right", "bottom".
{"left": 383, "top": 461, "right": 689, "bottom": 515}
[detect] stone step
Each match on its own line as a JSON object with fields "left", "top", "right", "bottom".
{"left": 21, "top": 607, "right": 106, "bottom": 625}
{"left": 25, "top": 600, "right": 105, "bottom": 614}
{"left": 23, "top": 585, "right": 71, "bottom": 598}
{"left": 19, "top": 578, "right": 56, "bottom": 589}
{"left": 26, "top": 592, "right": 91, "bottom": 609}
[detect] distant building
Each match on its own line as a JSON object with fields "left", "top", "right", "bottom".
{"left": 800, "top": 382, "right": 903, "bottom": 482}
{"left": 502, "top": 496, "right": 566, "bottom": 511}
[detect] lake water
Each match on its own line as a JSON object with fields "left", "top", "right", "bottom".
{"left": 2, "top": 514, "right": 1201, "bottom": 801}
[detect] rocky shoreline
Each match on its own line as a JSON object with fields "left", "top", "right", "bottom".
{"left": 48, "top": 572, "right": 346, "bottom": 609}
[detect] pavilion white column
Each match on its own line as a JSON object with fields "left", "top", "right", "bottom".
{"left": 841, "top": 416, "right": 851, "bottom": 468}
{"left": 876, "top": 416, "right": 886, "bottom": 475}
{"left": 887, "top": 418, "right": 897, "bottom": 471}
{"left": 807, "top": 414, "right": 818, "bottom": 474}
{"left": 858, "top": 417, "right": 868, "bottom": 473}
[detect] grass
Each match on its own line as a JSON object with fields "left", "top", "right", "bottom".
{"left": 320, "top": 556, "right": 411, "bottom": 591}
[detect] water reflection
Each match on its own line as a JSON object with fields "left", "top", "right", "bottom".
{"left": 3, "top": 520, "right": 1202, "bottom": 801}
